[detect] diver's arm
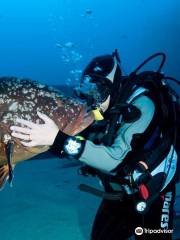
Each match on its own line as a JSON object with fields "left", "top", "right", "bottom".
{"left": 78, "top": 95, "right": 155, "bottom": 172}
{"left": 50, "top": 95, "right": 155, "bottom": 170}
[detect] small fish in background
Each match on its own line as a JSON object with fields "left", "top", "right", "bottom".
{"left": 56, "top": 41, "right": 75, "bottom": 49}
{"left": 81, "top": 8, "right": 93, "bottom": 18}
{"left": 85, "top": 9, "right": 93, "bottom": 15}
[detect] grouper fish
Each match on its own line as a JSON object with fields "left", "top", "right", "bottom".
{"left": 0, "top": 77, "right": 94, "bottom": 189}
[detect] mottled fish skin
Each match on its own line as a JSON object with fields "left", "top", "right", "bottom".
{"left": 0, "top": 77, "right": 94, "bottom": 166}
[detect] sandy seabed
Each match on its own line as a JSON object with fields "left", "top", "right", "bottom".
{"left": 0, "top": 157, "right": 179, "bottom": 240}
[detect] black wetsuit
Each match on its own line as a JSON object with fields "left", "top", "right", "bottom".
{"left": 91, "top": 180, "right": 175, "bottom": 240}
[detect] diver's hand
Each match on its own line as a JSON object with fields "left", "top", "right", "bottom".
{"left": 10, "top": 112, "right": 59, "bottom": 147}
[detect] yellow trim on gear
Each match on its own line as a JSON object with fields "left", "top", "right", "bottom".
{"left": 92, "top": 108, "right": 104, "bottom": 121}
{"left": 75, "top": 136, "right": 85, "bottom": 141}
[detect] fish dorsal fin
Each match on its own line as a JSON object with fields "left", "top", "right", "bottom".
{"left": 0, "top": 164, "right": 9, "bottom": 190}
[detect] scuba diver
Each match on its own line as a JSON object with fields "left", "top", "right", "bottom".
{"left": 10, "top": 50, "right": 179, "bottom": 240}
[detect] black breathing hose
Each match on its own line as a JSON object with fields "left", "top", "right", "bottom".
{"left": 164, "top": 76, "right": 180, "bottom": 86}
{"left": 132, "top": 52, "right": 166, "bottom": 74}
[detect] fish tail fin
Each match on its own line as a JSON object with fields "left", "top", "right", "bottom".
{"left": 0, "top": 164, "right": 9, "bottom": 190}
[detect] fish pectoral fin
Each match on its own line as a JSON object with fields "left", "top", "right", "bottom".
{"left": 0, "top": 164, "right": 9, "bottom": 190}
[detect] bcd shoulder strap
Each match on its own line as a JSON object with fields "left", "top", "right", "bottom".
{"left": 112, "top": 71, "right": 177, "bottom": 174}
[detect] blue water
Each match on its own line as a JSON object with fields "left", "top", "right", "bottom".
{"left": 0, "top": 0, "right": 179, "bottom": 239}
{"left": 0, "top": 0, "right": 180, "bottom": 84}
